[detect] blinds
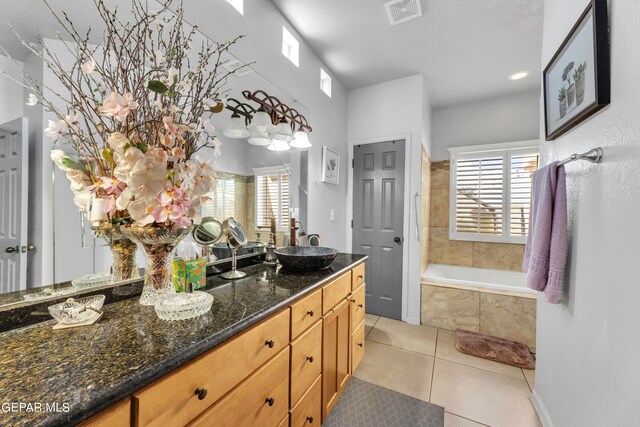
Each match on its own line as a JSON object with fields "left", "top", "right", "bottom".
{"left": 455, "top": 156, "right": 504, "bottom": 235}
{"left": 256, "top": 171, "right": 290, "bottom": 229}
{"left": 203, "top": 177, "right": 236, "bottom": 220}
{"left": 452, "top": 147, "right": 538, "bottom": 243}
{"left": 510, "top": 152, "right": 539, "bottom": 237}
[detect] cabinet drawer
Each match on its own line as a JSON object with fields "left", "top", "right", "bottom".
{"left": 189, "top": 347, "right": 290, "bottom": 427}
{"left": 277, "top": 414, "right": 289, "bottom": 427}
{"left": 350, "top": 283, "right": 366, "bottom": 331}
{"left": 290, "top": 320, "right": 322, "bottom": 406}
{"left": 290, "top": 375, "right": 321, "bottom": 427}
{"left": 323, "top": 272, "right": 351, "bottom": 314}
{"left": 352, "top": 263, "right": 365, "bottom": 291}
{"left": 134, "top": 309, "right": 290, "bottom": 427}
{"left": 80, "top": 399, "right": 130, "bottom": 427}
{"left": 290, "top": 289, "right": 322, "bottom": 339}
{"left": 351, "top": 320, "right": 365, "bottom": 374}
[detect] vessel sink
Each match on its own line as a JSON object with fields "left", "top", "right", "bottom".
{"left": 274, "top": 247, "right": 338, "bottom": 271}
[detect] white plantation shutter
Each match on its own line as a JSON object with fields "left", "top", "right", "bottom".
{"left": 203, "top": 177, "right": 236, "bottom": 219}
{"left": 509, "top": 150, "right": 539, "bottom": 238}
{"left": 255, "top": 166, "right": 290, "bottom": 230}
{"left": 450, "top": 144, "right": 538, "bottom": 243}
{"left": 455, "top": 155, "right": 504, "bottom": 236}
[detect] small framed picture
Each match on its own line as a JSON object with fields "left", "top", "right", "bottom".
{"left": 321, "top": 146, "right": 340, "bottom": 184}
{"left": 543, "top": 0, "right": 609, "bottom": 141}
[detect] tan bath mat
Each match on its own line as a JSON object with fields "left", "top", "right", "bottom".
{"left": 455, "top": 329, "right": 535, "bottom": 370}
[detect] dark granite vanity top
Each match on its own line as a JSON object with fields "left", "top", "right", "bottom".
{"left": 0, "top": 253, "right": 367, "bottom": 427}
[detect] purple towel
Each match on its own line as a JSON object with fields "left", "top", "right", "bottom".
{"left": 522, "top": 161, "right": 567, "bottom": 304}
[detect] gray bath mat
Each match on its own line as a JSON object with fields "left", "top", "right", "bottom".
{"left": 323, "top": 377, "right": 444, "bottom": 427}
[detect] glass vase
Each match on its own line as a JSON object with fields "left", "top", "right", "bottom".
{"left": 93, "top": 225, "right": 139, "bottom": 282}
{"left": 122, "top": 226, "right": 192, "bottom": 306}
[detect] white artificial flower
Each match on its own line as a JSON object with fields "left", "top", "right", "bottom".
{"left": 26, "top": 93, "right": 38, "bottom": 106}
{"left": 201, "top": 119, "right": 215, "bottom": 133}
{"left": 44, "top": 119, "right": 66, "bottom": 141}
{"left": 210, "top": 137, "right": 222, "bottom": 157}
{"left": 81, "top": 57, "right": 96, "bottom": 74}
{"left": 107, "top": 132, "right": 130, "bottom": 152}
{"left": 129, "top": 198, "right": 160, "bottom": 225}
{"left": 50, "top": 149, "right": 70, "bottom": 171}
{"left": 73, "top": 191, "right": 92, "bottom": 212}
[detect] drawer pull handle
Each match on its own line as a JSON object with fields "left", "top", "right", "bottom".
{"left": 306, "top": 310, "right": 314, "bottom": 317}
{"left": 265, "top": 397, "right": 275, "bottom": 406}
{"left": 357, "top": 343, "right": 363, "bottom": 347}
{"left": 265, "top": 340, "right": 275, "bottom": 348}
{"left": 307, "top": 416, "right": 314, "bottom": 423}
{"left": 358, "top": 275, "right": 363, "bottom": 280}
{"left": 358, "top": 304, "right": 363, "bottom": 308}
{"left": 194, "top": 387, "right": 208, "bottom": 400}
{"left": 351, "top": 298, "right": 356, "bottom": 303}
{"left": 306, "top": 356, "right": 314, "bottom": 363}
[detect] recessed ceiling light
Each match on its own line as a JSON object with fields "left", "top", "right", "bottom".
{"left": 509, "top": 71, "right": 529, "bottom": 81}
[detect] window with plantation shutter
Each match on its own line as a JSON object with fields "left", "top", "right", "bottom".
{"left": 203, "top": 177, "right": 236, "bottom": 220}
{"left": 254, "top": 165, "right": 290, "bottom": 231}
{"left": 449, "top": 142, "right": 539, "bottom": 244}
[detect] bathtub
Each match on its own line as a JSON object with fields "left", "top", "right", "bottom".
{"left": 423, "top": 263, "right": 536, "bottom": 298}
{"left": 421, "top": 263, "right": 537, "bottom": 348}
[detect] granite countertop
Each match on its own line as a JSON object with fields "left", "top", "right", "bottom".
{"left": 0, "top": 253, "right": 366, "bottom": 427}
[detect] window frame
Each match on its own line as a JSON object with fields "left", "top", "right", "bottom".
{"left": 448, "top": 140, "right": 539, "bottom": 244}
{"left": 281, "top": 27, "right": 300, "bottom": 67}
{"left": 320, "top": 68, "right": 332, "bottom": 97}
{"left": 253, "top": 165, "right": 291, "bottom": 233}
{"left": 225, "top": 0, "right": 243, "bottom": 15}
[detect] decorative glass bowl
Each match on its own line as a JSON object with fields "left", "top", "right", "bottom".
{"left": 48, "top": 295, "right": 105, "bottom": 324}
{"left": 71, "top": 272, "right": 113, "bottom": 290}
{"left": 154, "top": 291, "right": 214, "bottom": 321}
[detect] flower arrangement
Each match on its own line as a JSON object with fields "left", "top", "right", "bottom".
{"left": 2, "top": 0, "right": 247, "bottom": 229}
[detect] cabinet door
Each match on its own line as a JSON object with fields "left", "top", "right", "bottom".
{"left": 321, "top": 298, "right": 351, "bottom": 422}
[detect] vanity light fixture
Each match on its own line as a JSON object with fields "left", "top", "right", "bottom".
{"left": 224, "top": 89, "right": 313, "bottom": 151}
{"left": 509, "top": 71, "right": 529, "bottom": 80}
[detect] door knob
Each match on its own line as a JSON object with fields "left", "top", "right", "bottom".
{"left": 393, "top": 236, "right": 402, "bottom": 244}
{"left": 5, "top": 246, "right": 18, "bottom": 254}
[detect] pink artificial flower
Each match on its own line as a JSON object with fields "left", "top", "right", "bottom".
{"left": 129, "top": 198, "right": 160, "bottom": 225}
{"left": 152, "top": 203, "right": 185, "bottom": 224}
{"left": 100, "top": 92, "right": 138, "bottom": 122}
{"left": 161, "top": 133, "right": 175, "bottom": 149}
{"left": 98, "top": 176, "right": 126, "bottom": 196}
{"left": 44, "top": 119, "right": 66, "bottom": 141}
{"left": 104, "top": 196, "right": 117, "bottom": 216}
{"left": 163, "top": 116, "right": 178, "bottom": 134}
{"left": 81, "top": 57, "right": 97, "bottom": 74}
{"left": 157, "top": 186, "right": 187, "bottom": 207}
{"left": 171, "top": 146, "right": 186, "bottom": 160}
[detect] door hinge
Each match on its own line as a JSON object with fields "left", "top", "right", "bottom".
{"left": 351, "top": 219, "right": 353, "bottom": 228}
{"left": 352, "top": 159, "right": 354, "bottom": 168}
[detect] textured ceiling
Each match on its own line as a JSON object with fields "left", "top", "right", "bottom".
{"left": 271, "top": 0, "right": 544, "bottom": 107}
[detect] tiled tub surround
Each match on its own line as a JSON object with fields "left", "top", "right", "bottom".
{"left": 429, "top": 160, "right": 525, "bottom": 271}
{"left": 421, "top": 282, "right": 537, "bottom": 349}
{"left": 0, "top": 253, "right": 366, "bottom": 427}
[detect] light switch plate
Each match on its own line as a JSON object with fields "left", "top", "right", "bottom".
{"left": 330, "top": 209, "right": 336, "bottom": 221}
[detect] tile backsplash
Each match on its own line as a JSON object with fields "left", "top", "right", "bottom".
{"left": 428, "top": 161, "right": 524, "bottom": 272}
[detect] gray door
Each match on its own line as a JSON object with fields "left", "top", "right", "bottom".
{"left": 352, "top": 140, "right": 405, "bottom": 319}
{"left": 0, "top": 118, "right": 29, "bottom": 293}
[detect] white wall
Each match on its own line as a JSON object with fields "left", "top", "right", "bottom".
{"left": 532, "top": 1, "right": 640, "bottom": 426}
{"left": 431, "top": 90, "right": 540, "bottom": 161}
{"left": 0, "top": 56, "right": 23, "bottom": 123}
{"left": 346, "top": 74, "right": 429, "bottom": 325}
{"left": 180, "top": 0, "right": 349, "bottom": 251}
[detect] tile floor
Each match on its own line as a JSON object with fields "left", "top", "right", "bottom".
{"left": 355, "top": 314, "right": 542, "bottom": 427}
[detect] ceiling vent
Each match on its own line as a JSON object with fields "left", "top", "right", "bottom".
{"left": 222, "top": 59, "right": 253, "bottom": 77}
{"left": 384, "top": 0, "right": 423, "bottom": 26}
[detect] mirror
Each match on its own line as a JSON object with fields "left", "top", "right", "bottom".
{"left": 192, "top": 217, "right": 224, "bottom": 246}
{"left": 0, "top": 0, "right": 309, "bottom": 309}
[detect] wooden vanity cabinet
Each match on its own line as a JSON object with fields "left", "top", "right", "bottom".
{"left": 82, "top": 262, "right": 365, "bottom": 427}
{"left": 79, "top": 399, "right": 131, "bottom": 427}
{"left": 321, "top": 297, "right": 351, "bottom": 423}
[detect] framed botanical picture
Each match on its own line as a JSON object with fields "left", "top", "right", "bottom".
{"left": 543, "top": 0, "right": 609, "bottom": 141}
{"left": 321, "top": 146, "right": 340, "bottom": 184}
